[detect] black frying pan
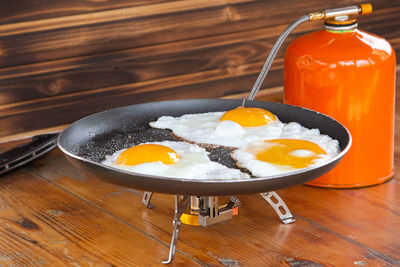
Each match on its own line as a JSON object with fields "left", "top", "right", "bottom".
{"left": 57, "top": 99, "right": 351, "bottom": 196}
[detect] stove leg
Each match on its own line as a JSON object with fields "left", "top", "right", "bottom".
{"left": 260, "top": 191, "right": 295, "bottom": 224}
{"left": 142, "top": 191, "right": 154, "bottom": 209}
{"left": 162, "top": 195, "right": 190, "bottom": 264}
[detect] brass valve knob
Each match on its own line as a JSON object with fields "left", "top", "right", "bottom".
{"left": 308, "top": 3, "right": 372, "bottom": 21}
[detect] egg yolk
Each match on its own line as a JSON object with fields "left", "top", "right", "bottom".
{"left": 116, "top": 144, "right": 179, "bottom": 166}
{"left": 256, "top": 139, "right": 326, "bottom": 169}
{"left": 220, "top": 106, "right": 276, "bottom": 127}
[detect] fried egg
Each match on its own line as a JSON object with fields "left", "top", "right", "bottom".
{"left": 150, "top": 106, "right": 340, "bottom": 176}
{"left": 150, "top": 106, "right": 284, "bottom": 148}
{"left": 232, "top": 137, "right": 339, "bottom": 177}
{"left": 102, "top": 141, "right": 250, "bottom": 180}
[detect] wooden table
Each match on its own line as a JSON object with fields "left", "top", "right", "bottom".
{"left": 0, "top": 84, "right": 399, "bottom": 266}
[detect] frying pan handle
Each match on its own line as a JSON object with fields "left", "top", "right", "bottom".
{"left": 0, "top": 133, "right": 58, "bottom": 176}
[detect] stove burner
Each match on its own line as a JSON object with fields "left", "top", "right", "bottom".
{"left": 142, "top": 191, "right": 295, "bottom": 264}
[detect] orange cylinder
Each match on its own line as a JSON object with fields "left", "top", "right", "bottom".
{"left": 284, "top": 22, "right": 396, "bottom": 187}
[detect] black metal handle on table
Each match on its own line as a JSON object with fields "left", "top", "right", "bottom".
{"left": 0, "top": 133, "right": 58, "bottom": 175}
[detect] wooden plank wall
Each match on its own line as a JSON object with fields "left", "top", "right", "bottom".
{"left": 0, "top": 0, "right": 399, "bottom": 141}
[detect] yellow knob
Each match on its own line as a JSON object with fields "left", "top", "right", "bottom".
{"left": 359, "top": 3, "right": 372, "bottom": 15}
{"left": 180, "top": 212, "right": 200, "bottom": 226}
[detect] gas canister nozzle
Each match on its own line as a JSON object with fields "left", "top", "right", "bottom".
{"left": 308, "top": 3, "right": 372, "bottom": 21}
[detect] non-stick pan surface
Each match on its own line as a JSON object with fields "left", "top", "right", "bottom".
{"left": 58, "top": 99, "right": 351, "bottom": 195}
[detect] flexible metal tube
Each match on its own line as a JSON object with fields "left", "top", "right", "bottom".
{"left": 246, "top": 15, "right": 309, "bottom": 101}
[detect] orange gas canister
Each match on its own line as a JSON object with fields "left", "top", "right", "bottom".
{"left": 284, "top": 10, "right": 396, "bottom": 187}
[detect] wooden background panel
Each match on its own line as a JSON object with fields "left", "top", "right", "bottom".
{"left": 2, "top": 0, "right": 396, "bottom": 26}
{"left": 2, "top": 0, "right": 397, "bottom": 68}
{"left": 0, "top": 0, "right": 172, "bottom": 24}
{"left": 0, "top": 31, "right": 291, "bottom": 105}
{"left": 0, "top": 0, "right": 399, "bottom": 140}
{"left": 0, "top": 68, "right": 285, "bottom": 139}
{"left": 0, "top": 0, "right": 352, "bottom": 67}
{"left": 1, "top": 11, "right": 399, "bottom": 106}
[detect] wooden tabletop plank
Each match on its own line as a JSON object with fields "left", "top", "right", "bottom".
{"left": 276, "top": 180, "right": 400, "bottom": 260}
{"left": 25, "top": 148, "right": 399, "bottom": 266}
{"left": 0, "top": 169, "right": 200, "bottom": 266}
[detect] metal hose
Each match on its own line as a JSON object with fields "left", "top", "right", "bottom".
{"left": 246, "top": 15, "right": 310, "bottom": 101}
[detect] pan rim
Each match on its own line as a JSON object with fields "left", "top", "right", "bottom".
{"left": 57, "top": 98, "right": 352, "bottom": 184}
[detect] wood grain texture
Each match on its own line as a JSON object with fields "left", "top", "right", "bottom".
{"left": 0, "top": 0, "right": 399, "bottom": 140}
{"left": 0, "top": 0, "right": 257, "bottom": 37}
{"left": 26, "top": 149, "right": 399, "bottom": 266}
{"left": 1, "top": 0, "right": 396, "bottom": 26}
{"left": 1, "top": 12, "right": 399, "bottom": 105}
{"left": 0, "top": 0, "right": 171, "bottom": 25}
{"left": 0, "top": 170, "right": 200, "bottom": 266}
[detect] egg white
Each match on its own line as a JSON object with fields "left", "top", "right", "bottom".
{"left": 147, "top": 110, "right": 341, "bottom": 177}
{"left": 232, "top": 123, "right": 340, "bottom": 177}
{"left": 150, "top": 111, "right": 340, "bottom": 153}
{"left": 102, "top": 141, "right": 250, "bottom": 180}
{"left": 149, "top": 111, "right": 285, "bottom": 148}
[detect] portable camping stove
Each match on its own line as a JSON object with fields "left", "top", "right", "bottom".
{"left": 52, "top": 4, "right": 356, "bottom": 265}
{"left": 142, "top": 191, "right": 295, "bottom": 264}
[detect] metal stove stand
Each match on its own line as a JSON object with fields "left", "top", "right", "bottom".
{"left": 142, "top": 191, "right": 295, "bottom": 264}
